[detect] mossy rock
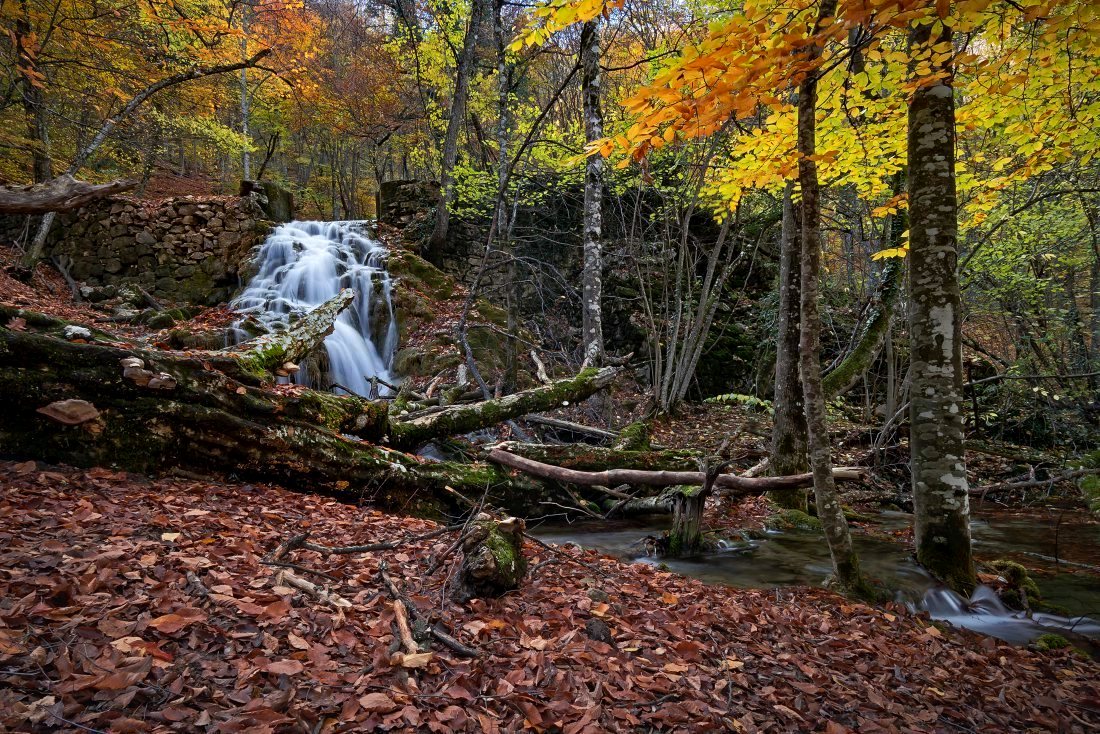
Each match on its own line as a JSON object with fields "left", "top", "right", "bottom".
{"left": 1033, "top": 633, "right": 1070, "bottom": 652}
{"left": 387, "top": 250, "right": 454, "bottom": 301}
{"left": 146, "top": 312, "right": 177, "bottom": 330}
{"left": 986, "top": 559, "right": 1042, "bottom": 609}
{"left": 765, "top": 509, "right": 823, "bottom": 532}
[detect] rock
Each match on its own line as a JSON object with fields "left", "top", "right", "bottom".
{"left": 147, "top": 312, "right": 176, "bottom": 330}
{"left": 584, "top": 618, "right": 614, "bottom": 645}
{"left": 62, "top": 325, "right": 93, "bottom": 341}
{"left": 36, "top": 399, "right": 100, "bottom": 426}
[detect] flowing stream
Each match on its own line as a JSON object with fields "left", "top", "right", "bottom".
{"left": 230, "top": 220, "right": 398, "bottom": 395}
{"left": 534, "top": 511, "right": 1100, "bottom": 645}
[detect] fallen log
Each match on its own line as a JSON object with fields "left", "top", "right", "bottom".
{"left": 0, "top": 174, "right": 138, "bottom": 214}
{"left": 387, "top": 366, "right": 620, "bottom": 448}
{"left": 214, "top": 288, "right": 355, "bottom": 381}
{"left": 487, "top": 448, "right": 864, "bottom": 494}
{"left": 0, "top": 325, "right": 542, "bottom": 507}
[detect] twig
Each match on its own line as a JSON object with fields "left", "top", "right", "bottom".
{"left": 264, "top": 559, "right": 341, "bottom": 583}
{"left": 523, "top": 532, "right": 609, "bottom": 578}
{"left": 299, "top": 525, "right": 460, "bottom": 555}
{"left": 379, "top": 560, "right": 479, "bottom": 658}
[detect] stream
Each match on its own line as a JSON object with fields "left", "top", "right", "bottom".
{"left": 533, "top": 510, "right": 1100, "bottom": 645}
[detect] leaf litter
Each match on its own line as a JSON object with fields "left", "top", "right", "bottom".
{"left": 0, "top": 460, "right": 1096, "bottom": 732}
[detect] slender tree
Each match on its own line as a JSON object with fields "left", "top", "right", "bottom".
{"left": 427, "top": 0, "right": 486, "bottom": 265}
{"left": 797, "top": 0, "right": 868, "bottom": 595}
{"left": 769, "top": 183, "right": 809, "bottom": 510}
{"left": 579, "top": 18, "right": 605, "bottom": 364}
{"left": 906, "top": 18, "right": 976, "bottom": 594}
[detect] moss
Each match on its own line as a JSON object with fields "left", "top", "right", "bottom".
{"left": 1033, "top": 633, "right": 1070, "bottom": 652}
{"left": 147, "top": 312, "right": 176, "bottom": 330}
{"left": 1079, "top": 474, "right": 1100, "bottom": 515}
{"left": 765, "top": 508, "right": 823, "bottom": 532}
{"left": 484, "top": 526, "right": 526, "bottom": 584}
{"left": 614, "top": 421, "right": 651, "bottom": 451}
{"left": 987, "top": 560, "right": 1042, "bottom": 609}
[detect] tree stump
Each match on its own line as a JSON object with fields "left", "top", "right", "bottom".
{"left": 456, "top": 515, "right": 527, "bottom": 601}
{"left": 667, "top": 486, "right": 707, "bottom": 557}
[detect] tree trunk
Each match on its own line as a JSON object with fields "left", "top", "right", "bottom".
{"left": 0, "top": 321, "right": 567, "bottom": 515}
{"left": 486, "top": 447, "right": 863, "bottom": 494}
{"left": 389, "top": 367, "right": 620, "bottom": 448}
{"left": 427, "top": 0, "right": 485, "bottom": 265}
{"left": 16, "top": 4, "right": 52, "bottom": 183}
{"left": 769, "top": 183, "right": 809, "bottom": 510}
{"left": 216, "top": 289, "right": 355, "bottom": 381}
{"left": 797, "top": 0, "right": 868, "bottom": 595}
{"left": 906, "top": 21, "right": 976, "bottom": 594}
{"left": 580, "top": 19, "right": 605, "bottom": 364}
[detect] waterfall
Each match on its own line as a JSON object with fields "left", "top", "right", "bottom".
{"left": 230, "top": 220, "right": 398, "bottom": 396}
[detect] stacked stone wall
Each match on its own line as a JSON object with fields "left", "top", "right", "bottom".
{"left": 1, "top": 195, "right": 272, "bottom": 304}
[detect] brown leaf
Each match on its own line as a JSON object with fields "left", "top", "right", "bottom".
{"left": 263, "top": 659, "right": 304, "bottom": 675}
{"left": 358, "top": 692, "right": 398, "bottom": 712}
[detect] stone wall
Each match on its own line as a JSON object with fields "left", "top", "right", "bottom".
{"left": 2, "top": 195, "right": 272, "bottom": 304}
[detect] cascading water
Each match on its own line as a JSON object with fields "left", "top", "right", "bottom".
{"left": 230, "top": 221, "right": 398, "bottom": 396}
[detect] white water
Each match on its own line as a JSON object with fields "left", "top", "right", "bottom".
{"left": 230, "top": 221, "right": 398, "bottom": 396}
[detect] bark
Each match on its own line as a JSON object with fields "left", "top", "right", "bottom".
{"left": 487, "top": 448, "right": 863, "bottom": 494}
{"left": 0, "top": 175, "right": 138, "bottom": 215}
{"left": 427, "top": 0, "right": 485, "bottom": 264}
{"left": 216, "top": 289, "right": 355, "bottom": 381}
{"left": 769, "top": 183, "right": 809, "bottom": 510}
{"left": 906, "top": 21, "right": 976, "bottom": 595}
{"left": 388, "top": 367, "right": 620, "bottom": 448}
{"left": 797, "top": 0, "right": 868, "bottom": 596}
{"left": 580, "top": 19, "right": 605, "bottom": 364}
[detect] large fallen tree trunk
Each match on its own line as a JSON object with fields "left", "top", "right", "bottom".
{"left": 0, "top": 322, "right": 547, "bottom": 514}
{"left": 0, "top": 174, "right": 138, "bottom": 214}
{"left": 487, "top": 448, "right": 864, "bottom": 494}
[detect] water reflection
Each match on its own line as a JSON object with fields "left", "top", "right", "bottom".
{"left": 532, "top": 511, "right": 1100, "bottom": 644}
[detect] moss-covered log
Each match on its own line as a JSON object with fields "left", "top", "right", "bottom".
{"left": 212, "top": 288, "right": 355, "bottom": 381}
{"left": 388, "top": 366, "right": 620, "bottom": 448}
{"left": 0, "top": 324, "right": 550, "bottom": 515}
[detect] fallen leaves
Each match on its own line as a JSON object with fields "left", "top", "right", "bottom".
{"left": 0, "top": 459, "right": 1096, "bottom": 733}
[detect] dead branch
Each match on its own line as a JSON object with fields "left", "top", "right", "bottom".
{"left": 488, "top": 448, "right": 864, "bottom": 494}
{"left": 0, "top": 175, "right": 137, "bottom": 214}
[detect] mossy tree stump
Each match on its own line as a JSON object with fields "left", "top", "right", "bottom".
{"left": 456, "top": 515, "right": 527, "bottom": 601}
{"left": 668, "top": 485, "right": 707, "bottom": 557}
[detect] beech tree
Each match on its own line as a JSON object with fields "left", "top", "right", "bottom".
{"left": 580, "top": 17, "right": 605, "bottom": 364}
{"left": 905, "top": 18, "right": 976, "bottom": 593}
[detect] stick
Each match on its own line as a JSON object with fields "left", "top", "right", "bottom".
{"left": 379, "top": 560, "right": 478, "bottom": 658}
{"left": 393, "top": 600, "right": 418, "bottom": 655}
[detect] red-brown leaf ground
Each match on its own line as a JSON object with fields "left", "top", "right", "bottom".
{"left": 1, "top": 461, "right": 1097, "bottom": 732}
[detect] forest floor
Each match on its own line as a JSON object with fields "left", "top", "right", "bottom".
{"left": 1, "top": 460, "right": 1099, "bottom": 733}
